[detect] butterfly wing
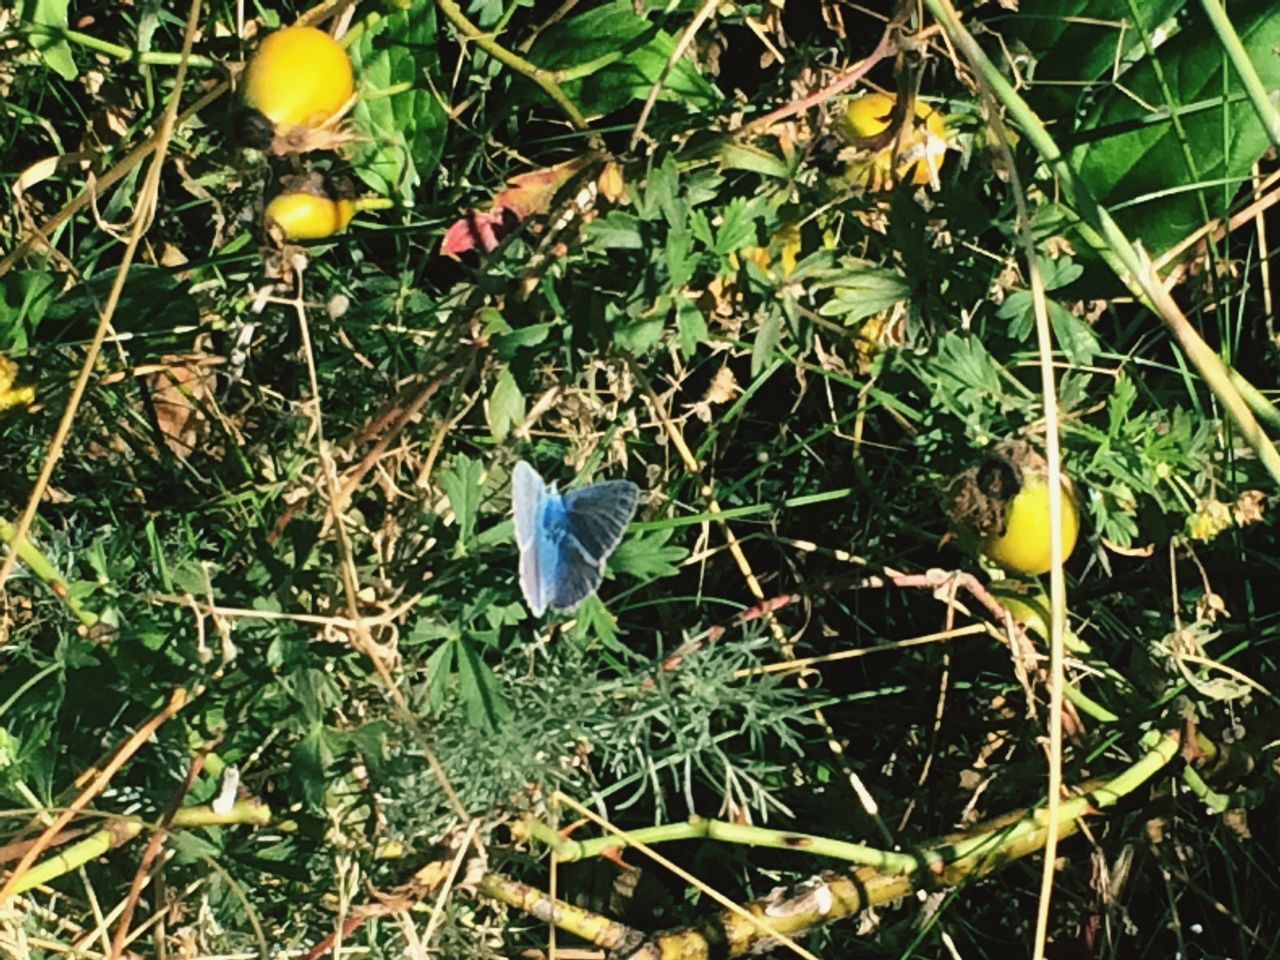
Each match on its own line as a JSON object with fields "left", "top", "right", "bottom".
{"left": 551, "top": 480, "right": 640, "bottom": 611}
{"left": 512, "top": 461, "right": 551, "bottom": 616}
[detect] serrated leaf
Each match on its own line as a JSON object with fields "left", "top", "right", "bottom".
{"left": 440, "top": 454, "right": 484, "bottom": 553}
{"left": 815, "top": 259, "right": 912, "bottom": 324}
{"left": 1047, "top": 300, "right": 1100, "bottom": 365}
{"left": 584, "top": 211, "right": 645, "bottom": 250}
{"left": 714, "top": 198, "right": 759, "bottom": 256}
{"left": 610, "top": 528, "right": 687, "bottom": 581}
{"left": 456, "top": 638, "right": 511, "bottom": 730}
{"left": 349, "top": 0, "right": 447, "bottom": 202}
{"left": 570, "top": 594, "right": 626, "bottom": 652}
{"left": 486, "top": 366, "right": 525, "bottom": 443}
{"left": 676, "top": 299, "right": 708, "bottom": 358}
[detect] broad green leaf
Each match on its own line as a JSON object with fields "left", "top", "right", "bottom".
{"left": 349, "top": 0, "right": 447, "bottom": 202}
{"left": 25, "top": 0, "right": 77, "bottom": 80}
{"left": 0, "top": 271, "right": 57, "bottom": 352}
{"left": 1069, "top": 0, "right": 1280, "bottom": 257}
{"left": 528, "top": 1, "right": 719, "bottom": 118}
{"left": 44, "top": 267, "right": 198, "bottom": 343}
{"left": 423, "top": 638, "right": 455, "bottom": 713}
{"left": 751, "top": 311, "right": 782, "bottom": 378}
{"left": 584, "top": 211, "right": 645, "bottom": 250}
{"left": 996, "top": 1, "right": 1185, "bottom": 118}
{"left": 494, "top": 322, "right": 553, "bottom": 358}
{"left": 1046, "top": 300, "right": 1101, "bottom": 365}
{"left": 610, "top": 301, "right": 665, "bottom": 353}
{"left": 440, "top": 454, "right": 484, "bottom": 552}
{"left": 486, "top": 366, "right": 525, "bottom": 443}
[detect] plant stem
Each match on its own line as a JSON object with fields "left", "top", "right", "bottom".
{"left": 0, "top": 517, "right": 99, "bottom": 628}
{"left": 923, "top": 0, "right": 1280, "bottom": 489}
{"left": 20, "top": 22, "right": 218, "bottom": 69}
{"left": 434, "top": 0, "right": 589, "bottom": 130}
{"left": 1197, "top": 0, "right": 1280, "bottom": 147}
{"left": 525, "top": 815, "right": 924, "bottom": 874}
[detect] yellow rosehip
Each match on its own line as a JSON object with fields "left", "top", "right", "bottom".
{"left": 981, "top": 471, "right": 1081, "bottom": 577}
{"left": 0, "top": 356, "right": 36, "bottom": 415}
{"left": 243, "top": 26, "right": 354, "bottom": 131}
{"left": 839, "top": 92, "right": 948, "bottom": 190}
{"left": 264, "top": 193, "right": 356, "bottom": 241}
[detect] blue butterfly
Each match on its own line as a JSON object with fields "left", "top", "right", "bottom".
{"left": 513, "top": 460, "right": 640, "bottom": 617}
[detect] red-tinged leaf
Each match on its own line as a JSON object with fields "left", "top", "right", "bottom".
{"left": 438, "top": 155, "right": 595, "bottom": 258}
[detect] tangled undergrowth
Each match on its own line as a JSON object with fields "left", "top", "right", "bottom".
{"left": 2, "top": 1, "right": 1280, "bottom": 957}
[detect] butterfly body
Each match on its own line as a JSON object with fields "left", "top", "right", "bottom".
{"left": 513, "top": 461, "right": 639, "bottom": 616}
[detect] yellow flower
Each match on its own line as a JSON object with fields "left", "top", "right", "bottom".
{"left": 838, "top": 92, "right": 949, "bottom": 191}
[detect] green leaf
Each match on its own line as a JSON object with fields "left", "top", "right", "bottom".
{"left": 611, "top": 528, "right": 687, "bottom": 581}
{"left": 676, "top": 299, "right": 708, "bottom": 358}
{"left": 713, "top": 198, "right": 760, "bottom": 257}
{"left": 349, "top": 0, "right": 447, "bottom": 202}
{"left": 751, "top": 311, "right": 782, "bottom": 378}
{"left": 456, "top": 638, "right": 511, "bottom": 730}
{"left": 494, "top": 322, "right": 553, "bottom": 358}
{"left": 44, "top": 267, "right": 198, "bottom": 344}
{"left": 528, "top": 1, "right": 719, "bottom": 118}
{"left": 719, "top": 141, "right": 793, "bottom": 179}
{"left": 25, "top": 0, "right": 77, "bottom": 80}
{"left": 1047, "top": 300, "right": 1101, "bottom": 365}
{"left": 0, "top": 271, "right": 57, "bottom": 352}
{"left": 1069, "top": 0, "right": 1280, "bottom": 257}
{"left": 486, "top": 366, "right": 526, "bottom": 443}
{"left": 423, "top": 639, "right": 456, "bottom": 713}
{"left": 610, "top": 301, "right": 666, "bottom": 354}
{"left": 569, "top": 594, "right": 626, "bottom": 652}
{"left": 997, "top": 1, "right": 1185, "bottom": 118}
{"left": 584, "top": 211, "right": 645, "bottom": 250}
{"left": 440, "top": 454, "right": 485, "bottom": 553}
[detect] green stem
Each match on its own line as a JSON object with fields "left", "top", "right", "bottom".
{"left": 1197, "top": 0, "right": 1280, "bottom": 147}
{"left": 0, "top": 518, "right": 98, "bottom": 628}
{"left": 20, "top": 23, "right": 218, "bottom": 69}
{"left": 526, "top": 815, "right": 923, "bottom": 875}
{"left": 11, "top": 801, "right": 270, "bottom": 896}
{"left": 362, "top": 80, "right": 416, "bottom": 102}
{"left": 1229, "top": 368, "right": 1280, "bottom": 433}
{"left": 353, "top": 196, "right": 395, "bottom": 213}
{"left": 944, "top": 732, "right": 1180, "bottom": 868}
{"left": 923, "top": 0, "right": 1280, "bottom": 489}
{"left": 434, "top": 0, "right": 589, "bottom": 130}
